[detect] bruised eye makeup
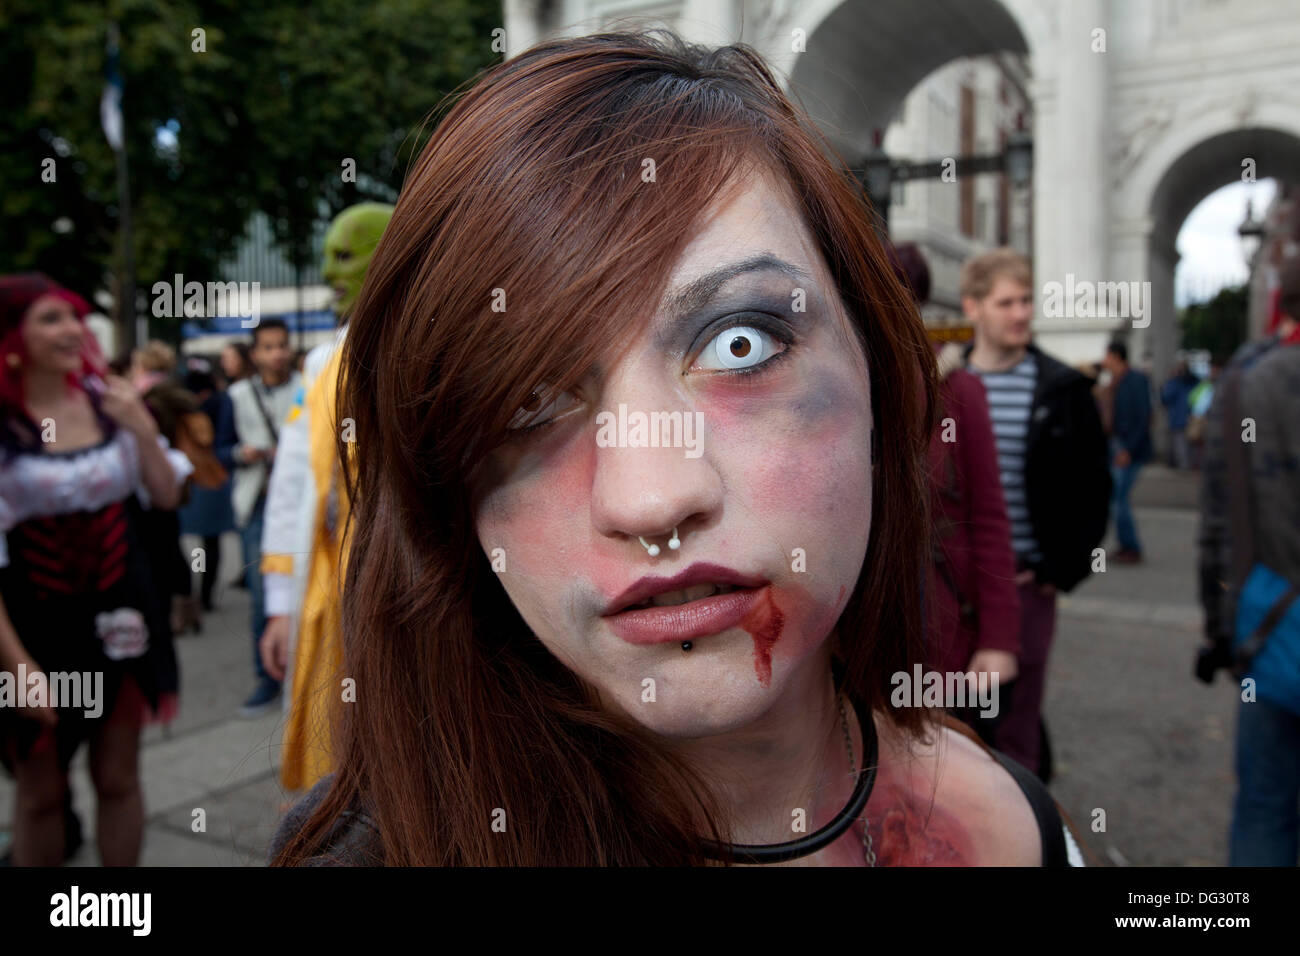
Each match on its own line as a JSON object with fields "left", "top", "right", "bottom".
{"left": 503, "top": 276, "right": 814, "bottom": 435}
{"left": 506, "top": 384, "right": 581, "bottom": 432}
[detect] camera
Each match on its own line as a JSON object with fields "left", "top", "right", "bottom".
{"left": 1195, "top": 637, "right": 1236, "bottom": 685}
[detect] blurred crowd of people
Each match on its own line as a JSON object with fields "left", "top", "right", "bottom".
{"left": 0, "top": 202, "right": 392, "bottom": 866}
{"left": 901, "top": 242, "right": 1300, "bottom": 866}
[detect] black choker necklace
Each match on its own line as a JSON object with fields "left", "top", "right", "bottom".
{"left": 700, "top": 692, "right": 878, "bottom": 864}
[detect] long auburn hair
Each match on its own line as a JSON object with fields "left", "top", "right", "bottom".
{"left": 276, "top": 29, "right": 938, "bottom": 866}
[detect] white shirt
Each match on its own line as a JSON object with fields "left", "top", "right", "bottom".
{"left": 0, "top": 429, "right": 194, "bottom": 567}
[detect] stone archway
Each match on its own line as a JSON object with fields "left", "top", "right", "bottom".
{"left": 1112, "top": 98, "right": 1300, "bottom": 380}
{"left": 764, "top": 0, "right": 1040, "bottom": 163}
{"left": 753, "top": 0, "right": 1110, "bottom": 365}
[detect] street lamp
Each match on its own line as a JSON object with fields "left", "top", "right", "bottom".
{"left": 1005, "top": 129, "right": 1033, "bottom": 190}
{"left": 863, "top": 128, "right": 893, "bottom": 230}
{"left": 1238, "top": 199, "right": 1264, "bottom": 268}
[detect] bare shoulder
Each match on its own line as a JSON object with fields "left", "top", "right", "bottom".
{"left": 869, "top": 715, "right": 1042, "bottom": 866}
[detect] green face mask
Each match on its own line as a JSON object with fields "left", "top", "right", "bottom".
{"left": 321, "top": 202, "right": 395, "bottom": 319}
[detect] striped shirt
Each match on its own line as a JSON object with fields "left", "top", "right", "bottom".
{"left": 970, "top": 355, "right": 1041, "bottom": 563}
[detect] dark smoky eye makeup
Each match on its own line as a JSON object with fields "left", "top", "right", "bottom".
{"left": 670, "top": 289, "right": 818, "bottom": 358}
{"left": 692, "top": 311, "right": 796, "bottom": 351}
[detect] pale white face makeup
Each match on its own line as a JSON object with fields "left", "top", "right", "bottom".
{"left": 473, "top": 168, "right": 874, "bottom": 738}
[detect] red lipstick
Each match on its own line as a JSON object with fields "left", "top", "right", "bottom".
{"left": 603, "top": 562, "right": 768, "bottom": 645}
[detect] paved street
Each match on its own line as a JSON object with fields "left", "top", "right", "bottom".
{"left": 1049, "top": 466, "right": 1235, "bottom": 867}
{"left": 0, "top": 465, "right": 1232, "bottom": 866}
{"left": 0, "top": 533, "right": 288, "bottom": 866}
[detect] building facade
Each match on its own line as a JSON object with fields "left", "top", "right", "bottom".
{"left": 504, "top": 0, "right": 1300, "bottom": 375}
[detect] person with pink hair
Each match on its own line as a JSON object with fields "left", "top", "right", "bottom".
{"left": 0, "top": 273, "right": 192, "bottom": 865}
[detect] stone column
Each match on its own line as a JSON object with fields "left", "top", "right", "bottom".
{"left": 1032, "top": 0, "right": 1112, "bottom": 365}
{"left": 677, "top": 0, "right": 741, "bottom": 45}
{"left": 1058, "top": 0, "right": 1109, "bottom": 288}
{"left": 504, "top": 0, "right": 543, "bottom": 58}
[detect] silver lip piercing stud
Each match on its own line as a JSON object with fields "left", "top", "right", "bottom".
{"left": 638, "top": 527, "right": 681, "bottom": 557}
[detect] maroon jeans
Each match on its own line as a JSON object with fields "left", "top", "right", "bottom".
{"left": 992, "top": 580, "right": 1057, "bottom": 773}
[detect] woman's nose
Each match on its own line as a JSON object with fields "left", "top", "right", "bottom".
{"left": 588, "top": 380, "right": 721, "bottom": 550}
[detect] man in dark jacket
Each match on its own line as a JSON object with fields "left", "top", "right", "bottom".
{"left": 962, "top": 248, "right": 1112, "bottom": 779}
{"left": 1103, "top": 341, "right": 1153, "bottom": 563}
{"left": 1161, "top": 361, "right": 1198, "bottom": 469}
{"left": 1197, "top": 257, "right": 1300, "bottom": 865}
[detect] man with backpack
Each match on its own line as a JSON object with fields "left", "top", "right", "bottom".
{"left": 222, "top": 318, "right": 300, "bottom": 717}
{"left": 1197, "top": 257, "right": 1300, "bottom": 865}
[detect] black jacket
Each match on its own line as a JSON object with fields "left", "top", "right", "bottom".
{"left": 1111, "top": 368, "right": 1153, "bottom": 464}
{"left": 967, "top": 343, "right": 1111, "bottom": 592}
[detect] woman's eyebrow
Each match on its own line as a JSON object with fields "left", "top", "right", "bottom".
{"left": 661, "top": 253, "right": 813, "bottom": 323}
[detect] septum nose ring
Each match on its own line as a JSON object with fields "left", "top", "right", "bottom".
{"left": 638, "top": 528, "right": 681, "bottom": 557}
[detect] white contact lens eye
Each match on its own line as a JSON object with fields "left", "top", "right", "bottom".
{"left": 710, "top": 326, "right": 768, "bottom": 370}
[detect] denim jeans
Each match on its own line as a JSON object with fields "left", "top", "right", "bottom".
{"left": 239, "top": 496, "right": 274, "bottom": 686}
{"left": 1230, "top": 696, "right": 1300, "bottom": 865}
{"left": 1110, "top": 450, "right": 1143, "bottom": 553}
{"left": 1169, "top": 430, "right": 1191, "bottom": 470}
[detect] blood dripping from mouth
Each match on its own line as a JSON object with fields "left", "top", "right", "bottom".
{"left": 740, "top": 587, "right": 784, "bottom": 687}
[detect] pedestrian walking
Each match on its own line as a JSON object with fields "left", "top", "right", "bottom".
{"left": 962, "top": 248, "right": 1111, "bottom": 780}
{"left": 1197, "top": 256, "right": 1300, "bottom": 866}
{"left": 1102, "top": 341, "right": 1152, "bottom": 564}
{"left": 1161, "top": 360, "right": 1198, "bottom": 469}
{"left": 178, "top": 363, "right": 236, "bottom": 613}
{"left": 223, "top": 319, "right": 299, "bottom": 717}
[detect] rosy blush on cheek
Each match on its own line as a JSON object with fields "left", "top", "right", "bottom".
{"left": 478, "top": 431, "right": 597, "bottom": 591}
{"left": 734, "top": 379, "right": 870, "bottom": 519}
{"left": 695, "top": 374, "right": 785, "bottom": 427}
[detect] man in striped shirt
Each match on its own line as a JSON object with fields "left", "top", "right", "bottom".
{"left": 961, "top": 249, "right": 1111, "bottom": 779}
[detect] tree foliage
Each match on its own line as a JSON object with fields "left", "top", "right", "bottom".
{"left": 1179, "top": 285, "right": 1248, "bottom": 359}
{"left": 1, "top": 0, "right": 500, "bottom": 318}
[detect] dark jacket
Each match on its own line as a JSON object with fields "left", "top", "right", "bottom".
{"left": 1161, "top": 372, "right": 1197, "bottom": 432}
{"left": 268, "top": 775, "right": 383, "bottom": 866}
{"left": 965, "top": 343, "right": 1112, "bottom": 592}
{"left": 1111, "top": 368, "right": 1153, "bottom": 464}
{"left": 212, "top": 388, "right": 239, "bottom": 472}
{"left": 1198, "top": 338, "right": 1300, "bottom": 642}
